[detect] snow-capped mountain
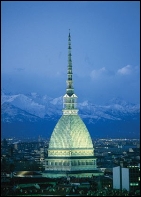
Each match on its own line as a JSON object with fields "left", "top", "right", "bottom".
{"left": 1, "top": 92, "right": 140, "bottom": 139}
{"left": 1, "top": 102, "right": 42, "bottom": 123}
{"left": 1, "top": 92, "right": 63, "bottom": 118}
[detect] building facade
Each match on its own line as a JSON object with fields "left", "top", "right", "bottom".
{"left": 113, "top": 164, "right": 140, "bottom": 192}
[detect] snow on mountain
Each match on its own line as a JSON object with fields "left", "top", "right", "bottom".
{"left": 1, "top": 92, "right": 140, "bottom": 121}
{"left": 80, "top": 100, "right": 89, "bottom": 107}
{"left": 1, "top": 92, "right": 19, "bottom": 104}
{"left": 77, "top": 97, "right": 140, "bottom": 121}
{"left": 2, "top": 93, "right": 46, "bottom": 118}
{"left": 50, "top": 96, "right": 63, "bottom": 106}
{"left": 26, "top": 92, "right": 53, "bottom": 105}
{"left": 2, "top": 102, "right": 41, "bottom": 123}
{"left": 1, "top": 92, "right": 140, "bottom": 139}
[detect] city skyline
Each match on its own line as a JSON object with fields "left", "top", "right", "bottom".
{"left": 1, "top": 1, "right": 140, "bottom": 104}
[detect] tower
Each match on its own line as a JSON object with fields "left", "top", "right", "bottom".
{"left": 44, "top": 31, "right": 102, "bottom": 178}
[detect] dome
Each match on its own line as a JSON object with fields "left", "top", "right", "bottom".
{"left": 49, "top": 114, "right": 93, "bottom": 149}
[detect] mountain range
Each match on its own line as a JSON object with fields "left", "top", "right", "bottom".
{"left": 1, "top": 92, "right": 140, "bottom": 139}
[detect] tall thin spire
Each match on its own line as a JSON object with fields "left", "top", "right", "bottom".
{"left": 63, "top": 30, "right": 78, "bottom": 115}
{"left": 66, "top": 29, "right": 74, "bottom": 96}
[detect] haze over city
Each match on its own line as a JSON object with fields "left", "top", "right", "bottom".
{"left": 1, "top": 1, "right": 140, "bottom": 105}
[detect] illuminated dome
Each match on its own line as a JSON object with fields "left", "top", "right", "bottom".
{"left": 49, "top": 115, "right": 93, "bottom": 149}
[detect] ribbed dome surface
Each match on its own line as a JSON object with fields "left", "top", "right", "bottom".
{"left": 49, "top": 115, "right": 93, "bottom": 149}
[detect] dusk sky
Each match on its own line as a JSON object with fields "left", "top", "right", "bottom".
{"left": 1, "top": 1, "right": 140, "bottom": 104}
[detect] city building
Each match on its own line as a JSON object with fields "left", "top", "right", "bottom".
{"left": 44, "top": 31, "right": 102, "bottom": 178}
{"left": 113, "top": 162, "right": 140, "bottom": 192}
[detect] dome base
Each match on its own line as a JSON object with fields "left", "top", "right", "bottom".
{"left": 45, "top": 155, "right": 97, "bottom": 178}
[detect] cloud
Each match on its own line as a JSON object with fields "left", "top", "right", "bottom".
{"left": 90, "top": 65, "right": 139, "bottom": 80}
{"left": 117, "top": 65, "right": 132, "bottom": 75}
{"left": 90, "top": 67, "right": 107, "bottom": 79}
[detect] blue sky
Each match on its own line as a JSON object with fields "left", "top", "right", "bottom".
{"left": 1, "top": 1, "right": 140, "bottom": 104}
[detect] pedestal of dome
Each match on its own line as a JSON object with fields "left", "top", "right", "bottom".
{"left": 45, "top": 156, "right": 97, "bottom": 171}
{"left": 44, "top": 155, "right": 98, "bottom": 178}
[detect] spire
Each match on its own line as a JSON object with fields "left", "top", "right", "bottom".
{"left": 62, "top": 30, "right": 78, "bottom": 115}
{"left": 66, "top": 29, "right": 74, "bottom": 96}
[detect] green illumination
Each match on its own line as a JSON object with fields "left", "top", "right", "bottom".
{"left": 49, "top": 115, "right": 93, "bottom": 151}
{"left": 130, "top": 183, "right": 139, "bottom": 186}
